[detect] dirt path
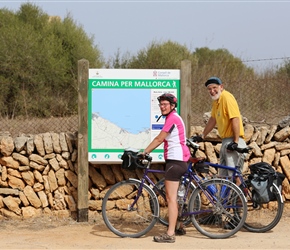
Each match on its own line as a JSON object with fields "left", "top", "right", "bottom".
{"left": 1, "top": 206, "right": 290, "bottom": 250}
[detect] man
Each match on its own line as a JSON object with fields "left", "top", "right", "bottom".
{"left": 199, "top": 77, "right": 246, "bottom": 178}
{"left": 196, "top": 76, "right": 247, "bottom": 229}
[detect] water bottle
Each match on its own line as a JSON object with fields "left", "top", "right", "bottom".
{"left": 203, "top": 177, "right": 217, "bottom": 195}
{"left": 221, "top": 184, "right": 229, "bottom": 199}
{"left": 207, "top": 183, "right": 217, "bottom": 195}
{"left": 177, "top": 181, "right": 185, "bottom": 204}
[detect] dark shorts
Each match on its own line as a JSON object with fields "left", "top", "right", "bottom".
{"left": 164, "top": 160, "right": 188, "bottom": 181}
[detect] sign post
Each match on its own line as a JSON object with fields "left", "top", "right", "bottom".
{"left": 77, "top": 59, "right": 89, "bottom": 222}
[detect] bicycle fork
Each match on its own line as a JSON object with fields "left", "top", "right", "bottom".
{"left": 126, "top": 180, "right": 146, "bottom": 211}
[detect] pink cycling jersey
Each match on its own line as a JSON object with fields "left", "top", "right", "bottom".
{"left": 162, "top": 110, "right": 190, "bottom": 162}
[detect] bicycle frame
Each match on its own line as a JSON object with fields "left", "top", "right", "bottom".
{"left": 203, "top": 161, "right": 245, "bottom": 185}
{"left": 187, "top": 137, "right": 249, "bottom": 194}
{"left": 127, "top": 168, "right": 166, "bottom": 210}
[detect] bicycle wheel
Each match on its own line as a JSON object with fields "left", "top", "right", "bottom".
{"left": 243, "top": 183, "right": 284, "bottom": 232}
{"left": 188, "top": 178, "right": 247, "bottom": 239}
{"left": 155, "top": 178, "right": 197, "bottom": 226}
{"left": 101, "top": 179, "right": 159, "bottom": 238}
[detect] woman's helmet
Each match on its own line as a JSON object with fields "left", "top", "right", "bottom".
{"left": 157, "top": 93, "right": 178, "bottom": 107}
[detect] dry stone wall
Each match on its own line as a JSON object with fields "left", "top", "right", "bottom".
{"left": 0, "top": 132, "right": 79, "bottom": 219}
{"left": 0, "top": 122, "right": 290, "bottom": 219}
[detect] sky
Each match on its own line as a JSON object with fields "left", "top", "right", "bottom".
{"left": 1, "top": 0, "right": 290, "bottom": 71}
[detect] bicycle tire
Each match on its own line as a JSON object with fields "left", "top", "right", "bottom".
{"left": 101, "top": 179, "right": 159, "bottom": 238}
{"left": 188, "top": 178, "right": 247, "bottom": 239}
{"left": 243, "top": 183, "right": 284, "bottom": 232}
{"left": 154, "top": 178, "right": 197, "bottom": 226}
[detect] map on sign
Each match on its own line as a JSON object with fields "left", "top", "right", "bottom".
{"left": 91, "top": 88, "right": 151, "bottom": 149}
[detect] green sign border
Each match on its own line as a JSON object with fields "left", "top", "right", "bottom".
{"left": 88, "top": 79, "right": 180, "bottom": 155}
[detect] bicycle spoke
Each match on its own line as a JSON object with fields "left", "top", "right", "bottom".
{"left": 102, "top": 180, "right": 158, "bottom": 238}
{"left": 189, "top": 179, "right": 247, "bottom": 239}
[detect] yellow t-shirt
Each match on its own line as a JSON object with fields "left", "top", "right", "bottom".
{"left": 211, "top": 90, "right": 244, "bottom": 139}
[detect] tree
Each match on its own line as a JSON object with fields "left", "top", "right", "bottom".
{"left": 105, "top": 48, "right": 132, "bottom": 69}
{"left": 124, "top": 40, "right": 197, "bottom": 70}
{"left": 192, "top": 47, "right": 254, "bottom": 88}
{"left": 0, "top": 3, "right": 103, "bottom": 118}
{"left": 276, "top": 59, "right": 290, "bottom": 80}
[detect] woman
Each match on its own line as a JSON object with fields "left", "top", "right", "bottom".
{"left": 143, "top": 93, "right": 190, "bottom": 243}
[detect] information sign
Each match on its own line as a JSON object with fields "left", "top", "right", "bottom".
{"left": 88, "top": 69, "right": 180, "bottom": 163}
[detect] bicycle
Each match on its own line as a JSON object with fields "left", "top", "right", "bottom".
{"left": 101, "top": 147, "right": 247, "bottom": 239}
{"left": 186, "top": 136, "right": 284, "bottom": 233}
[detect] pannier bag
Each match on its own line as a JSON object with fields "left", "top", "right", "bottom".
{"left": 121, "top": 148, "right": 146, "bottom": 170}
{"left": 249, "top": 162, "right": 285, "bottom": 204}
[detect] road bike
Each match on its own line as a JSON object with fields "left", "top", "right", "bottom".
{"left": 101, "top": 145, "right": 247, "bottom": 239}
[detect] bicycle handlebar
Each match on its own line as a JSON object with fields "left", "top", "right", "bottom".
{"left": 235, "top": 147, "right": 252, "bottom": 154}
{"left": 137, "top": 153, "right": 152, "bottom": 162}
{"left": 144, "top": 154, "right": 152, "bottom": 162}
{"left": 186, "top": 137, "right": 200, "bottom": 149}
{"left": 188, "top": 136, "right": 252, "bottom": 154}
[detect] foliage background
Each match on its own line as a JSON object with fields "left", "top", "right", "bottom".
{"left": 0, "top": 3, "right": 289, "bottom": 137}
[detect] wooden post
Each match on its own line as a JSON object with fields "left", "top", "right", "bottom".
{"left": 77, "top": 59, "right": 89, "bottom": 222}
{"left": 180, "top": 60, "right": 192, "bottom": 138}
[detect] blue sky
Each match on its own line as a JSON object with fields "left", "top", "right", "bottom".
{"left": 1, "top": 0, "right": 290, "bottom": 71}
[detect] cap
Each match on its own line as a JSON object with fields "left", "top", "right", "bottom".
{"left": 205, "top": 77, "right": 222, "bottom": 87}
